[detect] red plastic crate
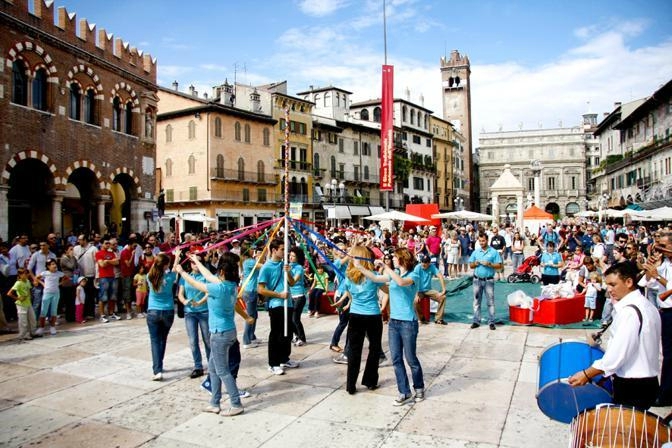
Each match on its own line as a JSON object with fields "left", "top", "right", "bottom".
{"left": 532, "top": 295, "right": 585, "bottom": 325}
{"left": 318, "top": 291, "right": 338, "bottom": 315}
{"left": 509, "top": 305, "right": 533, "bottom": 325}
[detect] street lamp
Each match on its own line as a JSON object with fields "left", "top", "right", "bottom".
{"left": 598, "top": 193, "right": 609, "bottom": 222}
{"left": 454, "top": 196, "right": 464, "bottom": 211}
{"left": 338, "top": 181, "right": 345, "bottom": 203}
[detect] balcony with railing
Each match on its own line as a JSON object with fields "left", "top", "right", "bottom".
{"left": 210, "top": 168, "right": 278, "bottom": 184}
{"left": 325, "top": 170, "right": 380, "bottom": 185}
{"left": 274, "top": 159, "right": 313, "bottom": 173}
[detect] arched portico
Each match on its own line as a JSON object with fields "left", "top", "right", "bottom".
{"left": 489, "top": 164, "right": 525, "bottom": 231}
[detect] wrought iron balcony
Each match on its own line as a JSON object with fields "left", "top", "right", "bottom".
{"left": 210, "top": 168, "right": 277, "bottom": 184}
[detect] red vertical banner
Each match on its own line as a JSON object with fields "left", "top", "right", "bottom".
{"left": 379, "top": 64, "right": 394, "bottom": 192}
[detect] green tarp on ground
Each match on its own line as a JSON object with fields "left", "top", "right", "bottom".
{"left": 435, "top": 278, "right": 602, "bottom": 329}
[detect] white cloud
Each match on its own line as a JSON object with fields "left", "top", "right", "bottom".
{"left": 297, "top": 0, "right": 349, "bottom": 17}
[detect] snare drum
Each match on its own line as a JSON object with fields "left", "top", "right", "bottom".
{"left": 537, "top": 340, "right": 612, "bottom": 423}
{"left": 570, "top": 403, "right": 671, "bottom": 447}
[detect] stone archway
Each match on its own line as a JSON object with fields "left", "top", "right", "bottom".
{"left": 6, "top": 158, "right": 55, "bottom": 239}
{"left": 545, "top": 202, "right": 560, "bottom": 216}
{"left": 110, "top": 172, "right": 139, "bottom": 237}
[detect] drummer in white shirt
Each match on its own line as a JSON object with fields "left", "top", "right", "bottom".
{"left": 568, "top": 261, "right": 661, "bottom": 410}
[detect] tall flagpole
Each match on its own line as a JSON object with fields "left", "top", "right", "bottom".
{"left": 283, "top": 107, "right": 290, "bottom": 337}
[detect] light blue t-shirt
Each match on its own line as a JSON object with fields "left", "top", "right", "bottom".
{"left": 289, "top": 263, "right": 306, "bottom": 297}
{"left": 206, "top": 280, "right": 237, "bottom": 333}
{"left": 241, "top": 257, "right": 259, "bottom": 293}
{"left": 333, "top": 258, "right": 349, "bottom": 296}
{"left": 388, "top": 270, "right": 419, "bottom": 321}
{"left": 468, "top": 246, "right": 502, "bottom": 278}
{"left": 343, "top": 276, "right": 382, "bottom": 315}
{"left": 541, "top": 251, "right": 563, "bottom": 276}
{"left": 148, "top": 271, "right": 178, "bottom": 311}
{"left": 413, "top": 263, "right": 439, "bottom": 292}
{"left": 259, "top": 259, "right": 293, "bottom": 309}
{"left": 180, "top": 273, "right": 208, "bottom": 313}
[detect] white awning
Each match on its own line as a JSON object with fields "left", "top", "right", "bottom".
{"left": 182, "top": 213, "right": 217, "bottom": 223}
{"left": 349, "top": 206, "right": 371, "bottom": 216}
{"left": 324, "top": 205, "right": 351, "bottom": 219}
{"left": 369, "top": 206, "right": 386, "bottom": 215}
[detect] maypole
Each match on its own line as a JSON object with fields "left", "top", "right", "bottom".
{"left": 283, "top": 106, "right": 290, "bottom": 337}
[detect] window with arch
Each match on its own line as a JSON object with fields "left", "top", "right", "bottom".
{"left": 84, "top": 88, "right": 96, "bottom": 124}
{"left": 330, "top": 155, "right": 336, "bottom": 178}
{"left": 11, "top": 60, "right": 28, "bottom": 106}
{"left": 360, "top": 109, "right": 369, "bottom": 121}
{"left": 214, "top": 117, "right": 222, "bottom": 137}
{"left": 335, "top": 93, "right": 340, "bottom": 107}
{"left": 32, "top": 68, "right": 48, "bottom": 111}
{"left": 165, "top": 158, "right": 173, "bottom": 177}
{"left": 314, "top": 94, "right": 320, "bottom": 106}
{"left": 244, "top": 123, "right": 251, "bottom": 143}
{"left": 263, "top": 128, "right": 270, "bottom": 146}
{"left": 324, "top": 93, "right": 330, "bottom": 107}
{"left": 234, "top": 121, "right": 241, "bottom": 141}
{"left": 69, "top": 83, "right": 81, "bottom": 120}
{"left": 165, "top": 124, "right": 173, "bottom": 142}
{"left": 216, "top": 154, "right": 224, "bottom": 177}
{"left": 373, "top": 107, "right": 381, "bottom": 122}
{"left": 112, "top": 97, "right": 122, "bottom": 131}
{"left": 124, "top": 101, "right": 133, "bottom": 134}
{"left": 237, "top": 157, "right": 245, "bottom": 180}
{"left": 188, "top": 120, "right": 196, "bottom": 139}
{"left": 188, "top": 155, "right": 196, "bottom": 174}
{"left": 257, "top": 160, "right": 265, "bottom": 182}
{"left": 424, "top": 115, "right": 428, "bottom": 129}
{"left": 410, "top": 109, "right": 416, "bottom": 125}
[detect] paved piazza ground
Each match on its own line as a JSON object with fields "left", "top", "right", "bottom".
{"left": 1, "top": 306, "right": 670, "bottom": 447}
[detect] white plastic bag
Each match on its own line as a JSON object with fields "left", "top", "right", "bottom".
{"left": 558, "top": 281, "right": 575, "bottom": 298}
{"left": 507, "top": 290, "right": 533, "bottom": 309}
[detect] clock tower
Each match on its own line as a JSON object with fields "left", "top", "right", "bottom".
{"left": 440, "top": 50, "right": 473, "bottom": 209}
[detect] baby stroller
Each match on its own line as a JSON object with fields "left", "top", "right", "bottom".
{"left": 507, "top": 251, "right": 541, "bottom": 284}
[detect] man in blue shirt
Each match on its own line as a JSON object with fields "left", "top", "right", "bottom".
{"left": 258, "top": 238, "right": 298, "bottom": 376}
{"left": 413, "top": 255, "right": 447, "bottom": 325}
{"left": 468, "top": 233, "right": 503, "bottom": 330}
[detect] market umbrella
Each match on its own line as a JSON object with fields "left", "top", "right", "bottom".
{"left": 364, "top": 210, "right": 429, "bottom": 222}
{"left": 432, "top": 210, "right": 494, "bottom": 221}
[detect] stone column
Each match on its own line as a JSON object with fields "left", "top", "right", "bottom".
{"left": 516, "top": 193, "right": 524, "bottom": 233}
{"left": 52, "top": 192, "right": 65, "bottom": 235}
{"left": 492, "top": 195, "right": 499, "bottom": 226}
{"left": 0, "top": 186, "right": 8, "bottom": 241}
{"left": 97, "top": 195, "right": 110, "bottom": 236}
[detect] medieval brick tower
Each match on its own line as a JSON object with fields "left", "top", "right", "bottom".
{"left": 440, "top": 50, "right": 473, "bottom": 209}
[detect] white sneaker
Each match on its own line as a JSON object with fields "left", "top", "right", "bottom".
{"left": 136, "top": 313, "right": 145, "bottom": 318}
{"left": 238, "top": 389, "right": 251, "bottom": 398}
{"left": 268, "top": 366, "right": 285, "bottom": 375}
{"left": 295, "top": 340, "right": 305, "bottom": 347}
{"left": 243, "top": 341, "right": 259, "bottom": 349}
{"left": 110, "top": 314, "right": 121, "bottom": 321}
{"left": 35, "top": 327, "right": 44, "bottom": 336}
{"left": 49, "top": 326, "right": 56, "bottom": 336}
{"left": 280, "top": 360, "right": 300, "bottom": 369}
{"left": 152, "top": 372, "right": 163, "bottom": 381}
{"left": 126, "top": 314, "right": 133, "bottom": 320}
{"left": 291, "top": 336, "right": 298, "bottom": 344}
{"left": 100, "top": 316, "right": 109, "bottom": 323}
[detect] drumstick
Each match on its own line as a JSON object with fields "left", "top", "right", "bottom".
{"left": 660, "top": 289, "right": 672, "bottom": 301}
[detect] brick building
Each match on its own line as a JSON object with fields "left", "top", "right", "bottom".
{"left": 0, "top": 0, "right": 158, "bottom": 240}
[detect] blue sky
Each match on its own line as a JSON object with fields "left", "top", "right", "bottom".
{"left": 52, "top": 0, "right": 672, "bottom": 142}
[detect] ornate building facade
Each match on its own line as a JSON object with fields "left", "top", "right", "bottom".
{"left": 0, "top": 0, "right": 157, "bottom": 239}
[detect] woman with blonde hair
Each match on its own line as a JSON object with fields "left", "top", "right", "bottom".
{"left": 340, "top": 245, "right": 385, "bottom": 394}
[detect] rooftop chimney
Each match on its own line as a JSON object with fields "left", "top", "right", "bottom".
{"left": 189, "top": 85, "right": 197, "bottom": 97}
{"left": 172, "top": 80, "right": 179, "bottom": 91}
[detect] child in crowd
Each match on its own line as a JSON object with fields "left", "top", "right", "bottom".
{"left": 133, "top": 264, "right": 148, "bottom": 318}
{"left": 583, "top": 271, "right": 602, "bottom": 324}
{"left": 35, "top": 258, "right": 65, "bottom": 335}
{"left": 7, "top": 268, "right": 38, "bottom": 340}
{"left": 75, "top": 277, "right": 88, "bottom": 323}
{"left": 308, "top": 264, "right": 328, "bottom": 317}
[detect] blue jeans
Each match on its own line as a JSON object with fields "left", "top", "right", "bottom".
{"left": 388, "top": 319, "right": 424, "bottom": 396}
{"left": 209, "top": 329, "right": 242, "bottom": 408}
{"left": 292, "top": 295, "right": 306, "bottom": 342}
{"left": 511, "top": 253, "right": 524, "bottom": 273}
{"left": 473, "top": 278, "right": 495, "bottom": 324}
{"left": 242, "top": 290, "right": 258, "bottom": 345}
{"left": 31, "top": 284, "right": 43, "bottom": 317}
{"left": 146, "top": 309, "right": 175, "bottom": 374}
{"left": 185, "top": 310, "right": 210, "bottom": 370}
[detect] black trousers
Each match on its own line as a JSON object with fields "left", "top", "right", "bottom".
{"left": 613, "top": 375, "right": 658, "bottom": 410}
{"left": 267, "top": 306, "right": 294, "bottom": 367}
{"left": 346, "top": 313, "right": 382, "bottom": 394}
{"left": 658, "top": 310, "right": 672, "bottom": 401}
